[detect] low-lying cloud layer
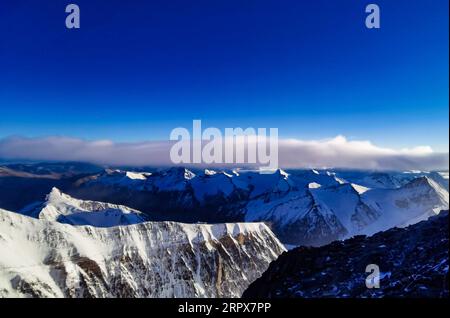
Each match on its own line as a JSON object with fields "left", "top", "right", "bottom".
{"left": 0, "top": 135, "right": 448, "bottom": 171}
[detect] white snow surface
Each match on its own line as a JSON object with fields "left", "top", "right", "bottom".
{"left": 308, "top": 182, "right": 322, "bottom": 189}
{"left": 0, "top": 208, "right": 285, "bottom": 298}
{"left": 244, "top": 175, "right": 448, "bottom": 244}
{"left": 361, "top": 177, "right": 449, "bottom": 235}
{"left": 70, "top": 168, "right": 450, "bottom": 246}
{"left": 20, "top": 187, "right": 148, "bottom": 227}
{"left": 125, "top": 171, "right": 151, "bottom": 180}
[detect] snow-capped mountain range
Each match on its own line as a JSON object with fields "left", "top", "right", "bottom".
{"left": 67, "top": 167, "right": 448, "bottom": 246}
{"left": 0, "top": 197, "right": 285, "bottom": 297}
{"left": 0, "top": 162, "right": 448, "bottom": 298}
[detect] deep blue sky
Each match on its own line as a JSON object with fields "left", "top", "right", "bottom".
{"left": 0, "top": 0, "right": 448, "bottom": 151}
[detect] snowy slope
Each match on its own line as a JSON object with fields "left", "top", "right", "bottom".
{"left": 287, "top": 169, "right": 343, "bottom": 188}
{"left": 243, "top": 176, "right": 448, "bottom": 246}
{"left": 233, "top": 169, "right": 294, "bottom": 199}
{"left": 151, "top": 167, "right": 196, "bottom": 191}
{"left": 331, "top": 170, "right": 449, "bottom": 190}
{"left": 19, "top": 188, "right": 149, "bottom": 227}
{"left": 56, "top": 167, "right": 450, "bottom": 246}
{"left": 83, "top": 169, "right": 149, "bottom": 190}
{"left": 332, "top": 171, "right": 407, "bottom": 188}
{"left": 310, "top": 183, "right": 380, "bottom": 234}
{"left": 244, "top": 189, "right": 348, "bottom": 246}
{"left": 362, "top": 176, "right": 449, "bottom": 234}
{"left": 0, "top": 208, "right": 285, "bottom": 298}
{"left": 190, "top": 172, "right": 236, "bottom": 202}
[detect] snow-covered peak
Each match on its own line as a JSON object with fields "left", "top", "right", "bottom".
{"left": 47, "top": 186, "right": 66, "bottom": 201}
{"left": 309, "top": 183, "right": 379, "bottom": 236}
{"left": 403, "top": 170, "right": 427, "bottom": 174}
{"left": 84, "top": 169, "right": 149, "bottom": 190}
{"left": 31, "top": 188, "right": 149, "bottom": 227}
{"left": 403, "top": 176, "right": 436, "bottom": 189}
{"left": 204, "top": 169, "right": 217, "bottom": 176}
{"left": 350, "top": 183, "right": 370, "bottom": 194}
{"left": 0, "top": 208, "right": 285, "bottom": 298}
{"left": 191, "top": 171, "right": 236, "bottom": 202}
{"left": 162, "top": 167, "right": 196, "bottom": 180}
{"left": 184, "top": 169, "right": 196, "bottom": 179}
{"left": 399, "top": 176, "right": 449, "bottom": 204}
{"left": 151, "top": 167, "right": 196, "bottom": 191}
{"left": 277, "top": 169, "right": 290, "bottom": 178}
{"left": 308, "top": 182, "right": 322, "bottom": 189}
{"left": 361, "top": 177, "right": 449, "bottom": 234}
{"left": 125, "top": 171, "right": 151, "bottom": 180}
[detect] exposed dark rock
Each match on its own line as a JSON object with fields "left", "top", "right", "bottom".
{"left": 243, "top": 211, "right": 449, "bottom": 298}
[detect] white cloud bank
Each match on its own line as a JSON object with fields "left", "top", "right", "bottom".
{"left": 0, "top": 135, "right": 447, "bottom": 171}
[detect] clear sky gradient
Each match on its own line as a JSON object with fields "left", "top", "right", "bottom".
{"left": 0, "top": 0, "right": 448, "bottom": 151}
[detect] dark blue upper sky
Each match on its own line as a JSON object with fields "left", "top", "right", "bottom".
{"left": 0, "top": 0, "right": 448, "bottom": 151}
